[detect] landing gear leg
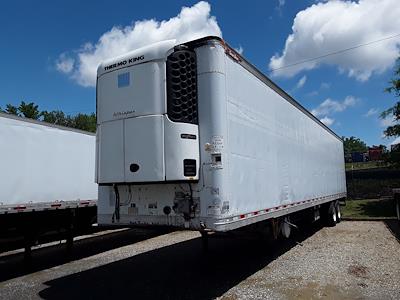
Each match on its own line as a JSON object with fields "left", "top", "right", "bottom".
{"left": 66, "top": 229, "right": 74, "bottom": 255}
{"left": 66, "top": 209, "right": 76, "bottom": 257}
{"left": 23, "top": 234, "right": 32, "bottom": 266}
{"left": 271, "top": 218, "right": 280, "bottom": 240}
{"left": 200, "top": 231, "right": 209, "bottom": 253}
{"left": 23, "top": 215, "right": 34, "bottom": 266}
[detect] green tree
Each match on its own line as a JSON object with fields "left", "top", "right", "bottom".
{"left": 5, "top": 104, "right": 19, "bottom": 115}
{"left": 385, "top": 148, "right": 400, "bottom": 167}
{"left": 380, "top": 57, "right": 400, "bottom": 167}
{"left": 72, "top": 113, "right": 96, "bottom": 132}
{"left": 2, "top": 100, "right": 96, "bottom": 133}
{"left": 342, "top": 136, "right": 368, "bottom": 155}
{"left": 42, "top": 110, "right": 96, "bottom": 132}
{"left": 381, "top": 57, "right": 400, "bottom": 137}
{"left": 41, "top": 110, "right": 68, "bottom": 126}
{"left": 18, "top": 101, "right": 40, "bottom": 120}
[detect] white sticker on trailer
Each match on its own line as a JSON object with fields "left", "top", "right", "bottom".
{"left": 211, "top": 135, "right": 224, "bottom": 153}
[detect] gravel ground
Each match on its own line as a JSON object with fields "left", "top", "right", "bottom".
{"left": 220, "top": 221, "right": 400, "bottom": 300}
{"left": 0, "top": 221, "right": 399, "bottom": 299}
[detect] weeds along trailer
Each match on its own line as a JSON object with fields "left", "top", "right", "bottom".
{"left": 96, "top": 36, "right": 346, "bottom": 238}
{"left": 0, "top": 113, "right": 97, "bottom": 254}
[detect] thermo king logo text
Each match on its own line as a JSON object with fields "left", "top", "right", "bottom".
{"left": 104, "top": 55, "right": 144, "bottom": 71}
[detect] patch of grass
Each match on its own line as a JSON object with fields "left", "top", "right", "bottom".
{"left": 346, "top": 178, "right": 400, "bottom": 199}
{"left": 342, "top": 198, "right": 396, "bottom": 219}
{"left": 345, "top": 161, "right": 382, "bottom": 171}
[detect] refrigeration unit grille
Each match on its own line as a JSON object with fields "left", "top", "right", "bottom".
{"left": 166, "top": 49, "right": 198, "bottom": 124}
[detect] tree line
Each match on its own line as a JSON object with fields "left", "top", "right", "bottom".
{"left": 0, "top": 101, "right": 96, "bottom": 133}
{"left": 381, "top": 57, "right": 400, "bottom": 166}
{"left": 342, "top": 136, "right": 387, "bottom": 154}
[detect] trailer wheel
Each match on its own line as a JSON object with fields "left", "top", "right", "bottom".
{"left": 326, "top": 202, "right": 337, "bottom": 227}
{"left": 335, "top": 201, "right": 341, "bottom": 223}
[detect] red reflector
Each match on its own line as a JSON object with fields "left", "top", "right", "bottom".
{"left": 240, "top": 214, "right": 245, "bottom": 219}
{"left": 80, "top": 201, "right": 90, "bottom": 205}
{"left": 253, "top": 211, "right": 258, "bottom": 215}
{"left": 265, "top": 209, "right": 270, "bottom": 212}
{"left": 13, "top": 206, "right": 26, "bottom": 210}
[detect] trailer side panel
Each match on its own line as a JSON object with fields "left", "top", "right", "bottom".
{"left": 224, "top": 52, "right": 346, "bottom": 217}
{"left": 0, "top": 115, "right": 97, "bottom": 207}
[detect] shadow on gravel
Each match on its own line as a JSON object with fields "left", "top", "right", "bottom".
{"left": 38, "top": 223, "right": 323, "bottom": 300}
{"left": 384, "top": 220, "right": 400, "bottom": 243}
{"left": 0, "top": 228, "right": 167, "bottom": 282}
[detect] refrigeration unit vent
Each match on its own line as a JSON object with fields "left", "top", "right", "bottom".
{"left": 166, "top": 49, "right": 198, "bottom": 124}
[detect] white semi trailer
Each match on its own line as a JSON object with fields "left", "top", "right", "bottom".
{"left": 0, "top": 113, "right": 97, "bottom": 255}
{"left": 96, "top": 36, "right": 346, "bottom": 239}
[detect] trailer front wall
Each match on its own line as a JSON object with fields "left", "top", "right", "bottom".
{"left": 224, "top": 57, "right": 346, "bottom": 216}
{"left": 0, "top": 116, "right": 97, "bottom": 205}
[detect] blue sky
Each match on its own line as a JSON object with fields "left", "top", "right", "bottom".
{"left": 0, "top": 0, "right": 399, "bottom": 146}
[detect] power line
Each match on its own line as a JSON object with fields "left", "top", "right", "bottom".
{"left": 271, "top": 33, "right": 400, "bottom": 71}
{"left": 64, "top": 108, "right": 95, "bottom": 114}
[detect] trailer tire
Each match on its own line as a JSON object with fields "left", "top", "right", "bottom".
{"left": 335, "top": 201, "right": 341, "bottom": 223}
{"left": 326, "top": 202, "right": 337, "bottom": 227}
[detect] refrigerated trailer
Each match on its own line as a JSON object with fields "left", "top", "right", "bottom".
{"left": 0, "top": 113, "right": 97, "bottom": 254}
{"left": 96, "top": 36, "right": 346, "bottom": 237}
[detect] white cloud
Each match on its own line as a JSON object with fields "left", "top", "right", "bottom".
{"left": 311, "top": 96, "right": 358, "bottom": 117}
{"left": 269, "top": 0, "right": 400, "bottom": 81}
{"left": 320, "top": 116, "right": 334, "bottom": 126}
{"left": 56, "top": 54, "right": 74, "bottom": 74}
{"left": 320, "top": 82, "right": 330, "bottom": 89}
{"left": 234, "top": 45, "right": 244, "bottom": 55}
{"left": 278, "top": 0, "right": 285, "bottom": 7}
{"left": 57, "top": 1, "right": 221, "bottom": 87}
{"left": 295, "top": 75, "right": 307, "bottom": 89}
{"left": 311, "top": 95, "right": 358, "bottom": 127}
{"left": 391, "top": 136, "right": 400, "bottom": 146}
{"left": 306, "top": 90, "right": 318, "bottom": 97}
{"left": 306, "top": 81, "right": 330, "bottom": 96}
{"left": 380, "top": 115, "right": 396, "bottom": 127}
{"left": 364, "top": 108, "right": 379, "bottom": 117}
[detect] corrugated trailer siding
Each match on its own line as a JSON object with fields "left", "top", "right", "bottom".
{"left": 225, "top": 54, "right": 346, "bottom": 216}
{"left": 0, "top": 114, "right": 97, "bottom": 205}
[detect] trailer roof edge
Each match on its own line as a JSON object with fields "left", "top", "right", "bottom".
{"left": 0, "top": 112, "right": 95, "bottom": 136}
{"left": 183, "top": 36, "right": 342, "bottom": 142}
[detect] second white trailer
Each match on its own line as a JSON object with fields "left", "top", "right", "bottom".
{"left": 0, "top": 113, "right": 97, "bottom": 255}
{"left": 96, "top": 37, "right": 346, "bottom": 233}
{"left": 0, "top": 113, "right": 97, "bottom": 212}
